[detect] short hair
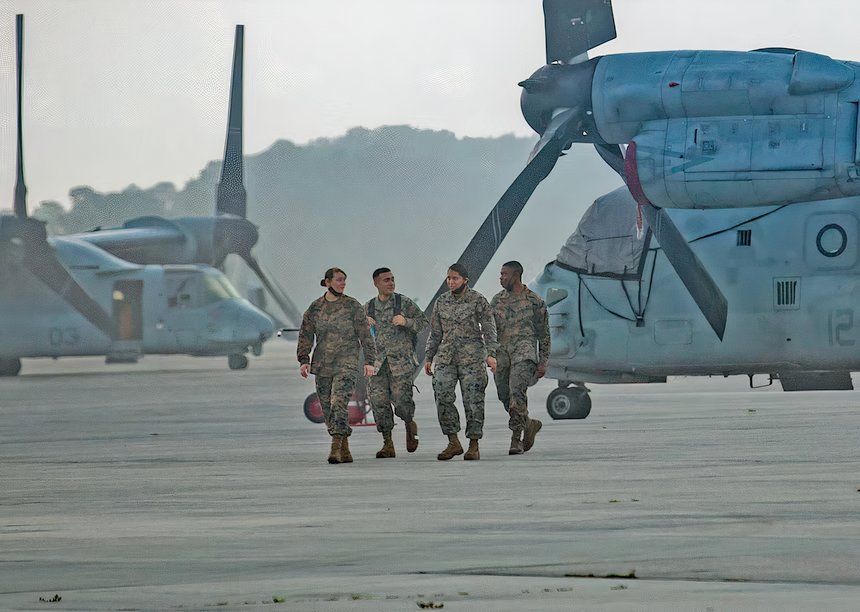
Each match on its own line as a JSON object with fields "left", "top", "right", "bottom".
{"left": 372, "top": 267, "right": 391, "bottom": 280}
{"left": 448, "top": 263, "right": 469, "bottom": 280}
{"left": 502, "top": 260, "right": 524, "bottom": 278}
{"left": 320, "top": 267, "right": 347, "bottom": 287}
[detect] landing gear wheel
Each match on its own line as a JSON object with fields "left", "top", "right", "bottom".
{"left": 303, "top": 393, "right": 325, "bottom": 424}
{"left": 546, "top": 386, "right": 591, "bottom": 420}
{"left": 0, "top": 358, "right": 22, "bottom": 376}
{"left": 228, "top": 354, "right": 249, "bottom": 370}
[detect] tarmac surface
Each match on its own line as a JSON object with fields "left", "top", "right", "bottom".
{"left": 1, "top": 340, "right": 859, "bottom": 610}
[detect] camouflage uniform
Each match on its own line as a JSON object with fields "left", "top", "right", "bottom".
{"left": 425, "top": 287, "right": 497, "bottom": 440}
{"left": 365, "top": 294, "right": 429, "bottom": 433}
{"left": 297, "top": 295, "right": 376, "bottom": 437}
{"left": 490, "top": 287, "right": 550, "bottom": 432}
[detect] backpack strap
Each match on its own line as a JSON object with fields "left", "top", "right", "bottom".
{"left": 394, "top": 293, "right": 402, "bottom": 316}
{"left": 367, "top": 299, "right": 375, "bottom": 319}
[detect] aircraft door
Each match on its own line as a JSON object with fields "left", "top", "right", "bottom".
{"left": 108, "top": 280, "right": 143, "bottom": 363}
{"left": 164, "top": 271, "right": 202, "bottom": 350}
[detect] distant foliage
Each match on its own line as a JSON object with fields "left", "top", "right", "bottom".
{"left": 36, "top": 125, "right": 619, "bottom": 305}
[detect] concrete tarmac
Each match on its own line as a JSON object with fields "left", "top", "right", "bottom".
{"left": 1, "top": 341, "right": 858, "bottom": 610}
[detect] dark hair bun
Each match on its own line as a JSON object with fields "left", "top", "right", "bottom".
{"left": 320, "top": 279, "right": 327, "bottom": 287}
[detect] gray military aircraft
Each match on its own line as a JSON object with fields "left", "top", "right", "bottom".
{"left": 0, "top": 16, "right": 276, "bottom": 376}
{"left": 422, "top": 0, "right": 860, "bottom": 419}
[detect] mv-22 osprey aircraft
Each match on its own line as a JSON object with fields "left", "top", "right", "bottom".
{"left": 0, "top": 17, "right": 294, "bottom": 376}
{"left": 422, "top": 0, "right": 860, "bottom": 419}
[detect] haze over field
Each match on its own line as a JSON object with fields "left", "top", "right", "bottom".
{"left": 33, "top": 125, "right": 621, "bottom": 307}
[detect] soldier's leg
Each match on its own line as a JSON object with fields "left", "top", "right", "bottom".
{"left": 367, "top": 362, "right": 395, "bottom": 433}
{"left": 432, "top": 364, "right": 461, "bottom": 435}
{"left": 508, "top": 360, "right": 536, "bottom": 433}
{"left": 493, "top": 357, "right": 512, "bottom": 413}
{"left": 460, "top": 362, "right": 488, "bottom": 440}
{"left": 315, "top": 376, "right": 334, "bottom": 435}
{"left": 329, "top": 370, "right": 356, "bottom": 438}
{"left": 391, "top": 372, "right": 416, "bottom": 424}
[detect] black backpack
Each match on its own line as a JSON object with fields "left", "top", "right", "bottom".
{"left": 368, "top": 294, "right": 417, "bottom": 350}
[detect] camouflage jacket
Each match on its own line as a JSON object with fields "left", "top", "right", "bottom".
{"left": 425, "top": 287, "right": 497, "bottom": 366}
{"left": 365, "top": 294, "right": 429, "bottom": 376}
{"left": 297, "top": 295, "right": 376, "bottom": 377}
{"left": 490, "top": 287, "right": 550, "bottom": 367}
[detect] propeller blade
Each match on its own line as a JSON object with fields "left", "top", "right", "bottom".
{"left": 216, "top": 24, "right": 247, "bottom": 219}
{"left": 543, "top": 0, "right": 617, "bottom": 64}
{"left": 14, "top": 14, "right": 27, "bottom": 219}
{"left": 414, "top": 113, "right": 581, "bottom": 364}
{"left": 20, "top": 226, "right": 115, "bottom": 337}
{"left": 594, "top": 141, "right": 729, "bottom": 339}
{"left": 639, "top": 205, "right": 727, "bottom": 340}
{"left": 241, "top": 253, "right": 302, "bottom": 328}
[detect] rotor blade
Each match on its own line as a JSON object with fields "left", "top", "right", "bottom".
{"left": 241, "top": 253, "right": 302, "bottom": 328}
{"left": 216, "top": 24, "right": 247, "bottom": 219}
{"left": 543, "top": 0, "right": 616, "bottom": 64}
{"left": 21, "top": 230, "right": 114, "bottom": 337}
{"left": 593, "top": 141, "right": 626, "bottom": 180}
{"left": 639, "top": 204, "right": 727, "bottom": 340}
{"left": 14, "top": 14, "right": 27, "bottom": 218}
{"left": 414, "top": 113, "right": 581, "bottom": 365}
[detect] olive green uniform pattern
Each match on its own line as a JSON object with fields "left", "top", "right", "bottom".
{"left": 314, "top": 372, "right": 357, "bottom": 437}
{"left": 365, "top": 294, "right": 428, "bottom": 433}
{"left": 491, "top": 288, "right": 550, "bottom": 432}
{"left": 297, "top": 295, "right": 376, "bottom": 437}
{"left": 426, "top": 288, "right": 497, "bottom": 440}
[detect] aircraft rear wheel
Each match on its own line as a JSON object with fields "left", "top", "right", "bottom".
{"left": 546, "top": 386, "right": 591, "bottom": 420}
{"left": 228, "top": 354, "right": 249, "bottom": 370}
{"left": 0, "top": 358, "right": 22, "bottom": 376}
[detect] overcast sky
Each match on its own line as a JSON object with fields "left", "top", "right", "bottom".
{"left": 2, "top": 0, "right": 860, "bottom": 209}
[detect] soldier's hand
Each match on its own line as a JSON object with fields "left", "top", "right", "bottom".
{"left": 536, "top": 363, "right": 547, "bottom": 379}
{"left": 364, "top": 365, "right": 376, "bottom": 378}
{"left": 424, "top": 361, "right": 433, "bottom": 376}
{"left": 299, "top": 364, "right": 310, "bottom": 379}
{"left": 392, "top": 314, "right": 407, "bottom": 326}
{"left": 486, "top": 356, "right": 497, "bottom": 374}
{"left": 366, "top": 316, "right": 377, "bottom": 327}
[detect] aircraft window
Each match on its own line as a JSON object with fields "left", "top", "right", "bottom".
{"left": 546, "top": 287, "right": 569, "bottom": 308}
{"left": 816, "top": 224, "right": 847, "bottom": 258}
{"left": 202, "top": 274, "right": 239, "bottom": 304}
{"left": 167, "top": 276, "right": 197, "bottom": 309}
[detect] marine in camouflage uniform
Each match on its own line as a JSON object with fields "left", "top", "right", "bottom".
{"left": 365, "top": 279, "right": 428, "bottom": 456}
{"left": 490, "top": 261, "right": 550, "bottom": 454}
{"left": 425, "top": 266, "right": 497, "bottom": 460}
{"left": 297, "top": 294, "right": 375, "bottom": 442}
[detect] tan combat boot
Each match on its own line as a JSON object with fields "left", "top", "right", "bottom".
{"left": 328, "top": 435, "right": 342, "bottom": 464}
{"left": 522, "top": 418, "right": 543, "bottom": 452}
{"left": 405, "top": 421, "right": 419, "bottom": 453}
{"left": 509, "top": 431, "right": 524, "bottom": 455}
{"left": 437, "top": 433, "right": 464, "bottom": 460}
{"left": 464, "top": 438, "right": 480, "bottom": 461}
{"left": 376, "top": 431, "right": 396, "bottom": 458}
{"left": 340, "top": 436, "right": 354, "bottom": 463}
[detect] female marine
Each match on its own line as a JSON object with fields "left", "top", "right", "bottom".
{"left": 298, "top": 267, "right": 376, "bottom": 463}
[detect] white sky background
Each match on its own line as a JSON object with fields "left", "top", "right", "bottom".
{"left": 1, "top": 0, "right": 859, "bottom": 209}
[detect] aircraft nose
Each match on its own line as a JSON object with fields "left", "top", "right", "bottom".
{"left": 246, "top": 308, "right": 275, "bottom": 342}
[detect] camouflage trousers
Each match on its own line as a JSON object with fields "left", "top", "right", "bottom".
{"left": 494, "top": 359, "right": 536, "bottom": 433}
{"left": 315, "top": 371, "right": 357, "bottom": 437}
{"left": 368, "top": 361, "right": 416, "bottom": 433}
{"left": 432, "top": 362, "right": 488, "bottom": 440}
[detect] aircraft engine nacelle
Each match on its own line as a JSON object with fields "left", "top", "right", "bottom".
{"left": 591, "top": 50, "right": 860, "bottom": 209}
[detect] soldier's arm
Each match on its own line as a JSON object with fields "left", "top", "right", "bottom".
{"left": 489, "top": 294, "right": 502, "bottom": 334}
{"left": 536, "top": 301, "right": 551, "bottom": 367}
{"left": 296, "top": 306, "right": 316, "bottom": 365}
{"left": 424, "top": 302, "right": 442, "bottom": 362}
{"left": 354, "top": 300, "right": 376, "bottom": 365}
{"left": 403, "top": 297, "right": 429, "bottom": 333}
{"left": 477, "top": 296, "right": 498, "bottom": 359}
